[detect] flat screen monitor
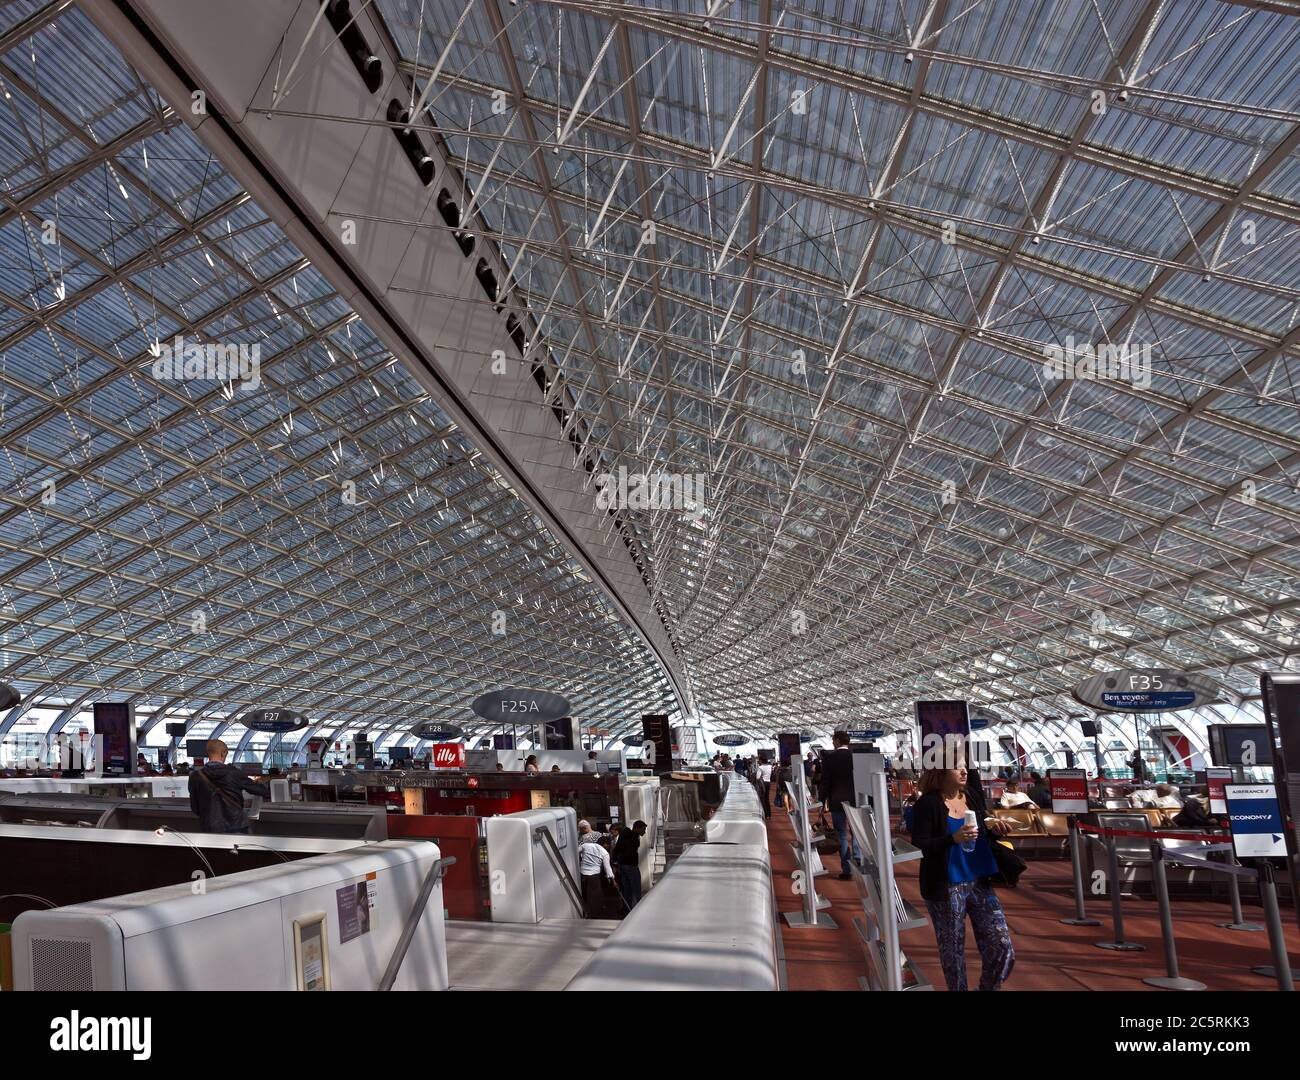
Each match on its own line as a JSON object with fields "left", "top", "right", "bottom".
{"left": 93, "top": 701, "right": 136, "bottom": 776}
{"left": 1208, "top": 724, "right": 1273, "bottom": 767}
{"left": 186, "top": 738, "right": 209, "bottom": 759}
{"left": 389, "top": 746, "right": 412, "bottom": 763}
{"left": 915, "top": 700, "right": 970, "bottom": 741}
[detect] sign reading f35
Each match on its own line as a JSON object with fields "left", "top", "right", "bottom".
{"left": 1072, "top": 669, "right": 1219, "bottom": 713}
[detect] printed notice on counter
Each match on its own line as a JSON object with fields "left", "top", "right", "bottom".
{"left": 336, "top": 876, "right": 378, "bottom": 943}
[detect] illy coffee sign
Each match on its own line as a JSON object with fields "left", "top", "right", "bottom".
{"left": 431, "top": 743, "right": 465, "bottom": 769}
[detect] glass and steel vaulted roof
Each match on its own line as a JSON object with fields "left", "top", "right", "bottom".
{"left": 365, "top": 0, "right": 1300, "bottom": 734}
{"left": 0, "top": 2, "right": 674, "bottom": 745}
{"left": 3, "top": 0, "right": 1300, "bottom": 749}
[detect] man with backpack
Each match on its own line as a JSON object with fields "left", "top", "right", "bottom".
{"left": 188, "top": 739, "right": 272, "bottom": 834}
{"left": 818, "top": 731, "right": 862, "bottom": 879}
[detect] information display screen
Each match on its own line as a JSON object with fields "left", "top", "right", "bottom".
{"left": 641, "top": 713, "right": 672, "bottom": 775}
{"left": 915, "top": 700, "right": 969, "bottom": 762}
{"left": 777, "top": 732, "right": 801, "bottom": 765}
{"left": 93, "top": 702, "right": 135, "bottom": 776}
{"left": 1208, "top": 724, "right": 1274, "bottom": 767}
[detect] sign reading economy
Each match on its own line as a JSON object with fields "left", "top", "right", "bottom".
{"left": 1224, "top": 783, "right": 1288, "bottom": 860}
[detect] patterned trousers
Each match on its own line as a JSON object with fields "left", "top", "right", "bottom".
{"left": 923, "top": 879, "right": 1015, "bottom": 991}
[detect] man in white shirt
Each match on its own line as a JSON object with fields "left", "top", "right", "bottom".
{"left": 582, "top": 751, "right": 600, "bottom": 774}
{"left": 755, "top": 759, "right": 774, "bottom": 819}
{"left": 1000, "top": 781, "right": 1035, "bottom": 809}
{"left": 577, "top": 819, "right": 615, "bottom": 917}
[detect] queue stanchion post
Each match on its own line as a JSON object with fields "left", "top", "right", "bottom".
{"left": 1249, "top": 860, "right": 1297, "bottom": 988}
{"left": 1216, "top": 848, "right": 1263, "bottom": 932}
{"left": 1142, "top": 839, "right": 1205, "bottom": 990}
{"left": 783, "top": 763, "right": 836, "bottom": 930}
{"left": 1095, "top": 828, "right": 1145, "bottom": 952}
{"left": 1061, "top": 815, "right": 1100, "bottom": 926}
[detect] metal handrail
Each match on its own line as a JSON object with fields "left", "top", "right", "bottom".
{"left": 534, "top": 825, "right": 587, "bottom": 917}
{"left": 378, "top": 855, "right": 456, "bottom": 991}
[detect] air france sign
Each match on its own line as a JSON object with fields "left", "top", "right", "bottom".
{"left": 1072, "top": 669, "right": 1219, "bottom": 713}
{"left": 1225, "top": 784, "right": 1288, "bottom": 860}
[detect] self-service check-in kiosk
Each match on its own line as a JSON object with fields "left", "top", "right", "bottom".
{"left": 484, "top": 807, "right": 582, "bottom": 922}
{"left": 622, "top": 777, "right": 660, "bottom": 894}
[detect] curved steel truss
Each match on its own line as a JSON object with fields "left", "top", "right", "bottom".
{"left": 364, "top": 0, "right": 1300, "bottom": 731}
{"left": 2, "top": 0, "right": 1300, "bottom": 752}
{"left": 0, "top": 1, "right": 674, "bottom": 747}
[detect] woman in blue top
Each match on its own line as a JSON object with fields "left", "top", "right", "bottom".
{"left": 911, "top": 765, "right": 1016, "bottom": 991}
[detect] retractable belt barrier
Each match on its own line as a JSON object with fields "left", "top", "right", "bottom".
{"left": 1078, "top": 823, "right": 1229, "bottom": 842}
{"left": 1064, "top": 822, "right": 1293, "bottom": 991}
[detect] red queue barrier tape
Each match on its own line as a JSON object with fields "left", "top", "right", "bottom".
{"left": 1075, "top": 822, "right": 1231, "bottom": 842}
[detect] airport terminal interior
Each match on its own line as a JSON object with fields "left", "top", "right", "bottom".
{"left": 0, "top": 0, "right": 1299, "bottom": 1018}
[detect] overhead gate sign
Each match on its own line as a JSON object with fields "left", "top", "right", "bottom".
{"left": 1072, "top": 669, "right": 1219, "bottom": 713}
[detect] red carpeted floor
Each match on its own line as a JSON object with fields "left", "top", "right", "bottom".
{"left": 768, "top": 805, "right": 874, "bottom": 990}
{"left": 767, "top": 809, "right": 1300, "bottom": 991}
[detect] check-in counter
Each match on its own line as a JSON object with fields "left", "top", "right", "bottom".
{"left": 565, "top": 840, "right": 778, "bottom": 991}
{"left": 0, "top": 776, "right": 190, "bottom": 797}
{"left": 484, "top": 807, "right": 582, "bottom": 922}
{"left": 0, "top": 822, "right": 374, "bottom": 930}
{"left": 0, "top": 792, "right": 386, "bottom": 839}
